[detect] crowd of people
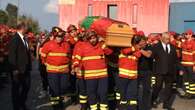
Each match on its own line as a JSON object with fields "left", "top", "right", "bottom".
{"left": 1, "top": 22, "right": 195, "bottom": 110}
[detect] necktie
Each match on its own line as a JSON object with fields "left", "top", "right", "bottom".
{"left": 166, "top": 45, "right": 169, "bottom": 53}
{"left": 23, "top": 37, "right": 28, "bottom": 49}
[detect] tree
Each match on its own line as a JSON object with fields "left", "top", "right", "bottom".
{"left": 4, "top": 3, "right": 40, "bottom": 33}
{"left": 0, "top": 10, "right": 8, "bottom": 24}
{"left": 6, "top": 3, "right": 18, "bottom": 28}
{"left": 18, "top": 15, "right": 40, "bottom": 34}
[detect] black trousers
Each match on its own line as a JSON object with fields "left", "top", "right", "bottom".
{"left": 38, "top": 61, "right": 48, "bottom": 91}
{"left": 119, "top": 78, "right": 137, "bottom": 110}
{"left": 182, "top": 66, "right": 195, "bottom": 95}
{"left": 77, "top": 78, "right": 88, "bottom": 109}
{"left": 48, "top": 73, "right": 70, "bottom": 97}
{"left": 138, "top": 71, "right": 152, "bottom": 110}
{"left": 11, "top": 72, "right": 31, "bottom": 110}
{"left": 108, "top": 66, "right": 118, "bottom": 110}
{"left": 86, "top": 77, "right": 108, "bottom": 110}
{"left": 151, "top": 74, "right": 174, "bottom": 108}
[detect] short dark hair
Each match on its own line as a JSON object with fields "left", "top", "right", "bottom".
{"left": 131, "top": 35, "right": 143, "bottom": 45}
{"left": 16, "top": 22, "right": 27, "bottom": 30}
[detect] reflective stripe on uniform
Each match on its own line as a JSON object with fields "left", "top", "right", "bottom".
{"left": 75, "top": 55, "right": 82, "bottom": 60}
{"left": 79, "top": 100, "right": 87, "bottom": 104}
{"left": 186, "top": 90, "right": 195, "bottom": 94}
{"left": 90, "top": 104, "right": 98, "bottom": 110}
{"left": 119, "top": 68, "right": 137, "bottom": 77}
{"left": 46, "top": 63, "right": 68, "bottom": 72}
{"left": 119, "top": 68, "right": 137, "bottom": 74}
{"left": 184, "top": 82, "right": 189, "bottom": 85}
{"left": 119, "top": 54, "right": 137, "bottom": 60}
{"left": 40, "top": 52, "right": 46, "bottom": 57}
{"left": 190, "top": 84, "right": 195, "bottom": 87}
{"left": 85, "top": 69, "right": 107, "bottom": 74}
{"left": 100, "top": 104, "right": 108, "bottom": 107}
{"left": 48, "top": 52, "right": 67, "bottom": 57}
{"left": 116, "top": 92, "right": 121, "bottom": 100}
{"left": 50, "top": 96, "right": 60, "bottom": 101}
{"left": 82, "top": 55, "right": 104, "bottom": 60}
{"left": 85, "top": 72, "right": 107, "bottom": 77}
{"left": 79, "top": 95, "right": 87, "bottom": 99}
{"left": 129, "top": 100, "right": 137, "bottom": 105}
{"left": 50, "top": 101, "right": 59, "bottom": 105}
{"left": 182, "top": 51, "right": 193, "bottom": 55}
{"left": 120, "top": 100, "right": 127, "bottom": 104}
{"left": 181, "top": 61, "right": 194, "bottom": 65}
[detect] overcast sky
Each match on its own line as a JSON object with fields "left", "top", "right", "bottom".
{"left": 0, "top": 0, "right": 195, "bottom": 31}
{"left": 0, "top": 0, "right": 58, "bottom": 31}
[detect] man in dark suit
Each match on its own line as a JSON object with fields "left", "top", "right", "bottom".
{"left": 8, "top": 23, "right": 32, "bottom": 110}
{"left": 150, "top": 32, "right": 179, "bottom": 110}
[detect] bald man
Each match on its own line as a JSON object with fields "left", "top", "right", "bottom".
{"left": 149, "top": 32, "right": 180, "bottom": 110}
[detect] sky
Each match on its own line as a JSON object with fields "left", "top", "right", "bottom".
{"left": 0, "top": 0, "right": 58, "bottom": 31}
{"left": 0, "top": 0, "right": 195, "bottom": 31}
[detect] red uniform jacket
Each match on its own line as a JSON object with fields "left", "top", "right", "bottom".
{"left": 41, "top": 40, "right": 70, "bottom": 73}
{"left": 72, "top": 42, "right": 112, "bottom": 79}
{"left": 181, "top": 39, "right": 195, "bottom": 67}
{"left": 119, "top": 47, "right": 141, "bottom": 79}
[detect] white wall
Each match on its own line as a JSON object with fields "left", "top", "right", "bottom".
{"left": 170, "top": 0, "right": 195, "bottom": 2}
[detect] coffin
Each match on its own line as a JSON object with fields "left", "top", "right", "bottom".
{"left": 80, "top": 16, "right": 135, "bottom": 47}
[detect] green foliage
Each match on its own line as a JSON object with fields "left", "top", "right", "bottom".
{"left": 0, "top": 10, "right": 8, "bottom": 24}
{"left": 6, "top": 3, "right": 18, "bottom": 17}
{"left": 18, "top": 15, "right": 40, "bottom": 34}
{"left": 5, "top": 3, "right": 18, "bottom": 27}
{"left": 2, "top": 3, "right": 40, "bottom": 33}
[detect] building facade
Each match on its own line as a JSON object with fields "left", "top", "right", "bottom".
{"left": 169, "top": 2, "right": 195, "bottom": 33}
{"left": 59, "top": 0, "right": 169, "bottom": 34}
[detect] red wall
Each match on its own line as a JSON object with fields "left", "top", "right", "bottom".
{"left": 59, "top": 0, "right": 169, "bottom": 35}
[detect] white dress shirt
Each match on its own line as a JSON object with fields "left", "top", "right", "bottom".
{"left": 161, "top": 42, "right": 170, "bottom": 54}
{"left": 17, "top": 32, "right": 28, "bottom": 48}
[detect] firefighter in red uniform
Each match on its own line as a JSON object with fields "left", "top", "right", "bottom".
{"left": 169, "top": 32, "right": 186, "bottom": 96}
{"left": 0, "top": 26, "right": 9, "bottom": 77}
{"left": 72, "top": 30, "right": 112, "bottom": 110}
{"left": 66, "top": 24, "right": 78, "bottom": 100}
{"left": 66, "top": 24, "right": 78, "bottom": 46}
{"left": 72, "top": 31, "right": 88, "bottom": 110}
{"left": 106, "top": 46, "right": 120, "bottom": 110}
{"left": 118, "top": 35, "right": 147, "bottom": 110}
{"left": 36, "top": 32, "right": 49, "bottom": 98}
{"left": 41, "top": 27, "right": 70, "bottom": 110}
{"left": 180, "top": 29, "right": 195, "bottom": 97}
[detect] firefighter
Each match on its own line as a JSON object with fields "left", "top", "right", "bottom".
{"left": 180, "top": 29, "right": 195, "bottom": 98}
{"left": 66, "top": 24, "right": 78, "bottom": 46}
{"left": 169, "top": 32, "right": 185, "bottom": 96}
{"left": 0, "top": 26, "right": 9, "bottom": 77}
{"left": 72, "top": 31, "right": 88, "bottom": 110}
{"left": 137, "top": 33, "right": 153, "bottom": 110}
{"left": 65, "top": 24, "right": 78, "bottom": 101}
{"left": 36, "top": 32, "right": 49, "bottom": 98}
{"left": 72, "top": 30, "right": 112, "bottom": 110}
{"left": 41, "top": 27, "right": 70, "bottom": 110}
{"left": 106, "top": 47, "right": 120, "bottom": 110}
{"left": 118, "top": 35, "right": 146, "bottom": 110}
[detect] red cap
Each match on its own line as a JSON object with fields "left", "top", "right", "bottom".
{"left": 137, "top": 30, "right": 145, "bottom": 36}
{"left": 169, "top": 31, "right": 176, "bottom": 36}
{"left": 185, "top": 29, "right": 194, "bottom": 35}
{"left": 67, "top": 24, "right": 77, "bottom": 33}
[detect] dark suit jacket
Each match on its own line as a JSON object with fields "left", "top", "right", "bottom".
{"left": 152, "top": 41, "right": 179, "bottom": 75}
{"left": 8, "top": 32, "right": 32, "bottom": 73}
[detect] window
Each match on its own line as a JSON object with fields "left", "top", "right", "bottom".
{"left": 107, "top": 5, "right": 118, "bottom": 20}
{"left": 88, "top": 4, "right": 93, "bottom": 16}
{"left": 184, "top": 20, "right": 195, "bottom": 32}
{"left": 132, "top": 4, "right": 138, "bottom": 25}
